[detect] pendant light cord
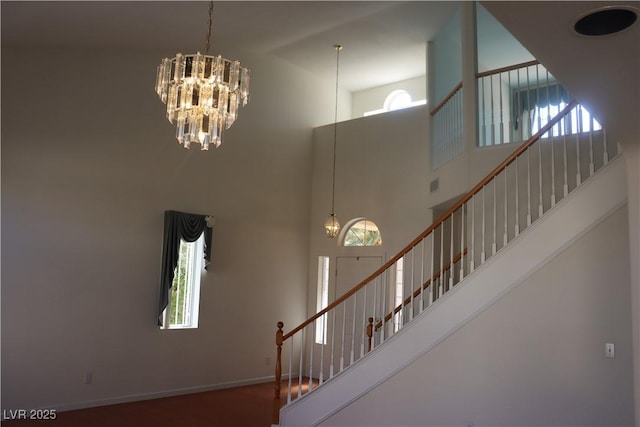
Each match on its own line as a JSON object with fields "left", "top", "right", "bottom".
{"left": 204, "top": 1, "right": 214, "bottom": 54}
{"left": 331, "top": 44, "right": 342, "bottom": 214}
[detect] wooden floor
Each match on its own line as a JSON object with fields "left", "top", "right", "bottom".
{"left": 2, "top": 380, "right": 288, "bottom": 427}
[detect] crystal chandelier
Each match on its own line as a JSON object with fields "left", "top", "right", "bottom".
{"left": 324, "top": 45, "right": 342, "bottom": 238}
{"left": 155, "top": 2, "right": 250, "bottom": 150}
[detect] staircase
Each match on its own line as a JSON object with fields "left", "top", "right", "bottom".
{"left": 272, "top": 98, "right": 626, "bottom": 426}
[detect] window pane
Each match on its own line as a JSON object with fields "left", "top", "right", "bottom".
{"left": 165, "top": 233, "right": 204, "bottom": 329}
{"left": 344, "top": 220, "right": 382, "bottom": 247}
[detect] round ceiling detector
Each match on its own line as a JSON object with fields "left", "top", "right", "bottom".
{"left": 574, "top": 7, "right": 637, "bottom": 36}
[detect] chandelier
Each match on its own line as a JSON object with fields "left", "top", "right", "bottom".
{"left": 154, "top": 2, "right": 250, "bottom": 150}
{"left": 324, "top": 45, "right": 342, "bottom": 238}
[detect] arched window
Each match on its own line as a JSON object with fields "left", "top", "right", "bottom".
{"left": 363, "top": 89, "right": 426, "bottom": 117}
{"left": 384, "top": 90, "right": 413, "bottom": 111}
{"left": 343, "top": 219, "right": 382, "bottom": 247}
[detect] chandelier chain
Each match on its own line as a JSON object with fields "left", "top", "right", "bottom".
{"left": 205, "top": 1, "right": 214, "bottom": 54}
{"left": 331, "top": 44, "right": 342, "bottom": 214}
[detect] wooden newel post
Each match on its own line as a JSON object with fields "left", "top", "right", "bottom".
{"left": 366, "top": 317, "right": 374, "bottom": 352}
{"left": 273, "top": 321, "right": 284, "bottom": 425}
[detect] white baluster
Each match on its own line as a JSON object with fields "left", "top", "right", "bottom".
{"left": 538, "top": 134, "right": 544, "bottom": 218}
{"left": 490, "top": 75, "right": 495, "bottom": 146}
{"left": 410, "top": 249, "right": 415, "bottom": 319}
{"left": 470, "top": 194, "right": 476, "bottom": 271}
{"left": 481, "top": 77, "right": 487, "bottom": 147}
{"left": 420, "top": 239, "right": 425, "bottom": 313}
{"left": 563, "top": 124, "right": 569, "bottom": 197}
{"left": 352, "top": 294, "right": 358, "bottom": 365}
{"left": 319, "top": 314, "right": 325, "bottom": 384}
{"left": 309, "top": 323, "right": 314, "bottom": 391}
{"left": 508, "top": 71, "right": 513, "bottom": 143}
{"left": 298, "top": 331, "right": 304, "bottom": 398}
{"left": 287, "top": 337, "right": 293, "bottom": 403}
{"left": 449, "top": 214, "right": 455, "bottom": 288}
{"left": 504, "top": 167, "right": 508, "bottom": 246}
{"left": 576, "top": 105, "right": 582, "bottom": 186}
{"left": 589, "top": 115, "right": 595, "bottom": 176}
{"left": 372, "top": 276, "right": 378, "bottom": 349}
{"left": 603, "top": 129, "right": 609, "bottom": 164}
{"left": 515, "top": 156, "right": 520, "bottom": 236}
{"left": 481, "top": 186, "right": 486, "bottom": 264}
{"left": 499, "top": 72, "right": 504, "bottom": 145}
{"left": 429, "top": 232, "right": 435, "bottom": 304}
{"left": 381, "top": 268, "right": 387, "bottom": 342}
{"left": 460, "top": 205, "right": 465, "bottom": 280}
{"left": 439, "top": 223, "right": 444, "bottom": 296}
{"left": 526, "top": 150, "right": 532, "bottom": 227}
{"left": 492, "top": 180, "right": 497, "bottom": 255}
{"left": 340, "top": 303, "right": 346, "bottom": 371}
{"left": 551, "top": 133, "right": 557, "bottom": 207}
{"left": 330, "top": 307, "right": 336, "bottom": 378}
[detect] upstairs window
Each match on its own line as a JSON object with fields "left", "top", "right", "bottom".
{"left": 343, "top": 219, "right": 382, "bottom": 247}
{"left": 514, "top": 83, "right": 602, "bottom": 138}
{"left": 364, "top": 90, "right": 426, "bottom": 117}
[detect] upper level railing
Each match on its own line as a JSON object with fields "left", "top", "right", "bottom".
{"left": 273, "top": 89, "right": 616, "bottom": 426}
{"left": 431, "top": 82, "right": 463, "bottom": 169}
{"left": 430, "top": 60, "right": 604, "bottom": 171}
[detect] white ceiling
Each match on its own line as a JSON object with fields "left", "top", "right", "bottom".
{"left": 1, "top": 1, "right": 461, "bottom": 93}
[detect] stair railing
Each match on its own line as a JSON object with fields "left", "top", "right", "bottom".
{"left": 274, "top": 98, "right": 616, "bottom": 424}
{"left": 431, "top": 81, "right": 463, "bottom": 169}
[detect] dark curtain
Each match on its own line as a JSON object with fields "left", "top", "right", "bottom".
{"left": 512, "top": 83, "right": 571, "bottom": 130}
{"left": 158, "top": 210, "right": 212, "bottom": 326}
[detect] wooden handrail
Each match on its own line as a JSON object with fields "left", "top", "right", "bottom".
{"left": 475, "top": 59, "right": 540, "bottom": 79}
{"left": 429, "top": 81, "right": 463, "bottom": 117}
{"left": 281, "top": 99, "right": 578, "bottom": 344}
{"left": 373, "top": 248, "right": 467, "bottom": 332}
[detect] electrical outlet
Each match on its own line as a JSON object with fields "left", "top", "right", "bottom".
{"left": 84, "top": 372, "right": 93, "bottom": 384}
{"left": 265, "top": 357, "right": 271, "bottom": 366}
{"left": 605, "top": 343, "right": 615, "bottom": 358}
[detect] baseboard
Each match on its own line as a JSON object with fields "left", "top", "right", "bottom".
{"left": 50, "top": 373, "right": 298, "bottom": 413}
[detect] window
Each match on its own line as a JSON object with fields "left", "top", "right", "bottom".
{"left": 363, "top": 90, "right": 426, "bottom": 117}
{"left": 531, "top": 102, "right": 602, "bottom": 138}
{"left": 162, "top": 233, "right": 204, "bottom": 329}
{"left": 343, "top": 220, "right": 382, "bottom": 247}
{"left": 315, "top": 256, "right": 330, "bottom": 344}
{"left": 513, "top": 83, "right": 602, "bottom": 139}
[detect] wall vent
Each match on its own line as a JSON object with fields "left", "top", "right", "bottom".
{"left": 430, "top": 178, "right": 439, "bottom": 193}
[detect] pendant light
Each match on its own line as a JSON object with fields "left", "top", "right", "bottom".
{"left": 324, "top": 44, "right": 342, "bottom": 238}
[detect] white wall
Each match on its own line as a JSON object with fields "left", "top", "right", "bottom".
{"left": 0, "top": 45, "right": 340, "bottom": 411}
{"left": 621, "top": 141, "right": 640, "bottom": 425}
{"left": 321, "top": 205, "right": 634, "bottom": 427}
{"left": 305, "top": 106, "right": 432, "bottom": 328}
{"left": 433, "top": 7, "right": 462, "bottom": 104}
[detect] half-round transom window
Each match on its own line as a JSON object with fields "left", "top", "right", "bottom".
{"left": 343, "top": 220, "right": 382, "bottom": 247}
{"left": 384, "top": 90, "right": 413, "bottom": 112}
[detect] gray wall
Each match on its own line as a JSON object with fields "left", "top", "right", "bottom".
{"left": 1, "top": 46, "right": 339, "bottom": 410}
{"left": 321, "top": 205, "right": 634, "bottom": 426}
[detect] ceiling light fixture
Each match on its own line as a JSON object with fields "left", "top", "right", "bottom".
{"left": 324, "top": 44, "right": 342, "bottom": 239}
{"left": 155, "top": 1, "right": 250, "bottom": 150}
{"left": 574, "top": 6, "right": 638, "bottom": 36}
